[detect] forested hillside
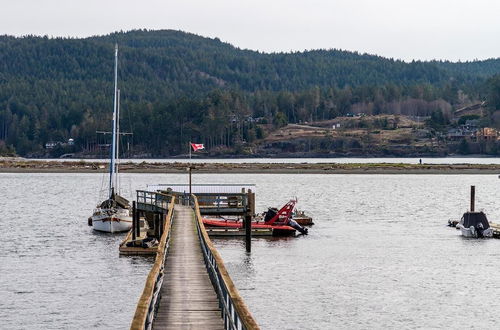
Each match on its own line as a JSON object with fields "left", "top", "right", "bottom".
{"left": 1, "top": 29, "right": 500, "bottom": 156}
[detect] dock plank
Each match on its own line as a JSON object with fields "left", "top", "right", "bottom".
{"left": 153, "top": 205, "right": 224, "bottom": 330}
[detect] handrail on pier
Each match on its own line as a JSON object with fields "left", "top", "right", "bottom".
{"left": 192, "top": 194, "right": 260, "bottom": 330}
{"left": 136, "top": 190, "right": 171, "bottom": 213}
{"left": 129, "top": 194, "right": 259, "bottom": 330}
{"left": 130, "top": 196, "right": 175, "bottom": 330}
{"left": 195, "top": 192, "right": 250, "bottom": 216}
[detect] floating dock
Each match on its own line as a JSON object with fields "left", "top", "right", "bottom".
{"left": 206, "top": 227, "right": 273, "bottom": 236}
{"left": 119, "top": 190, "right": 174, "bottom": 256}
{"left": 490, "top": 223, "right": 500, "bottom": 238}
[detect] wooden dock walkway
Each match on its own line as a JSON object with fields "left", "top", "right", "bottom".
{"left": 129, "top": 193, "right": 259, "bottom": 330}
{"left": 153, "top": 205, "right": 225, "bottom": 329}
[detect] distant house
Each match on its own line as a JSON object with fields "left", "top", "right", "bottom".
{"left": 45, "top": 141, "right": 59, "bottom": 149}
{"left": 464, "top": 119, "right": 479, "bottom": 128}
{"left": 446, "top": 125, "right": 477, "bottom": 141}
{"left": 476, "top": 127, "right": 498, "bottom": 141}
{"left": 45, "top": 139, "right": 74, "bottom": 149}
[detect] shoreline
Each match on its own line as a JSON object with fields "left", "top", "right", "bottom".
{"left": 1, "top": 160, "right": 500, "bottom": 174}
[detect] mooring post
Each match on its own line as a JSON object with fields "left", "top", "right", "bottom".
{"left": 159, "top": 213, "right": 164, "bottom": 238}
{"left": 132, "top": 201, "right": 137, "bottom": 241}
{"left": 245, "top": 189, "right": 253, "bottom": 253}
{"left": 155, "top": 213, "right": 160, "bottom": 239}
{"left": 244, "top": 214, "right": 251, "bottom": 253}
{"left": 249, "top": 190, "right": 255, "bottom": 217}
{"left": 135, "top": 210, "right": 141, "bottom": 238}
{"left": 470, "top": 185, "right": 475, "bottom": 212}
{"left": 189, "top": 166, "right": 192, "bottom": 196}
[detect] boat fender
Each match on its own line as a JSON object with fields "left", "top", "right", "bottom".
{"left": 88, "top": 217, "right": 92, "bottom": 226}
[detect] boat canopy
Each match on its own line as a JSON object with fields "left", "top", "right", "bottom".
{"left": 100, "top": 193, "right": 130, "bottom": 209}
{"left": 461, "top": 211, "right": 490, "bottom": 229}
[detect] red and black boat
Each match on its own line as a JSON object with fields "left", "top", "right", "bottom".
{"left": 203, "top": 200, "right": 308, "bottom": 236}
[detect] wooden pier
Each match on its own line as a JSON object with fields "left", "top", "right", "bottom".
{"left": 154, "top": 205, "right": 224, "bottom": 328}
{"left": 129, "top": 193, "right": 259, "bottom": 330}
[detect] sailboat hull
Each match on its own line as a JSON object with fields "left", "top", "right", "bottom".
{"left": 91, "top": 209, "right": 132, "bottom": 233}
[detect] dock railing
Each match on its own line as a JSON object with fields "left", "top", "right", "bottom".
{"left": 130, "top": 196, "right": 175, "bottom": 330}
{"left": 195, "top": 192, "right": 249, "bottom": 216}
{"left": 136, "top": 190, "right": 171, "bottom": 213}
{"left": 192, "top": 194, "right": 260, "bottom": 330}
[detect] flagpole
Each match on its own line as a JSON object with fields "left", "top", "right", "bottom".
{"left": 188, "top": 142, "right": 192, "bottom": 203}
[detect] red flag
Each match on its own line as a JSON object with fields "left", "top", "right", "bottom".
{"left": 190, "top": 143, "right": 205, "bottom": 152}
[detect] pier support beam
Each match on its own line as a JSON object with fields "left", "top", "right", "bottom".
{"left": 245, "top": 189, "right": 254, "bottom": 253}
{"left": 135, "top": 210, "right": 141, "bottom": 238}
{"left": 470, "top": 185, "right": 475, "bottom": 212}
{"left": 155, "top": 213, "right": 161, "bottom": 239}
{"left": 132, "top": 201, "right": 137, "bottom": 241}
{"left": 244, "top": 214, "right": 251, "bottom": 253}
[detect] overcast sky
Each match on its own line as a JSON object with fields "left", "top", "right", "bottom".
{"left": 2, "top": 0, "right": 499, "bottom": 62}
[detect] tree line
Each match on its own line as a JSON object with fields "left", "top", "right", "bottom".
{"left": 1, "top": 29, "right": 500, "bottom": 156}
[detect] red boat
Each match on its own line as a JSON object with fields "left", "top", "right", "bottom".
{"left": 202, "top": 200, "right": 308, "bottom": 236}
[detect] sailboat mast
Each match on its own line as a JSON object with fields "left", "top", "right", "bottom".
{"left": 115, "top": 89, "right": 120, "bottom": 193}
{"left": 109, "top": 44, "right": 118, "bottom": 198}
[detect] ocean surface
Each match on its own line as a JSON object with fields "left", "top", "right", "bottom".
{"left": 2, "top": 172, "right": 500, "bottom": 329}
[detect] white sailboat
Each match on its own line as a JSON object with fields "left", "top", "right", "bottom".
{"left": 89, "top": 44, "right": 132, "bottom": 233}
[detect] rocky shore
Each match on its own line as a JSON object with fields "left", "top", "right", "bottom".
{"left": 1, "top": 158, "right": 500, "bottom": 174}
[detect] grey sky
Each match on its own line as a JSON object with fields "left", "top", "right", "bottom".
{"left": 1, "top": 0, "right": 499, "bottom": 61}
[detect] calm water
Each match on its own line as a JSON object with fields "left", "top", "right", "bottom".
{"left": 32, "top": 157, "right": 500, "bottom": 164}
{"left": 2, "top": 173, "right": 500, "bottom": 329}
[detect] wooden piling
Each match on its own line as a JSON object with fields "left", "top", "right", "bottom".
{"left": 248, "top": 190, "right": 255, "bottom": 217}
{"left": 159, "top": 213, "right": 164, "bottom": 238}
{"left": 471, "top": 185, "right": 475, "bottom": 212}
{"left": 132, "top": 201, "right": 137, "bottom": 241}
{"left": 135, "top": 210, "right": 141, "bottom": 238}
{"left": 245, "top": 189, "right": 254, "bottom": 253}
{"left": 188, "top": 167, "right": 192, "bottom": 196}
{"left": 156, "top": 214, "right": 160, "bottom": 238}
{"left": 244, "top": 214, "right": 251, "bottom": 253}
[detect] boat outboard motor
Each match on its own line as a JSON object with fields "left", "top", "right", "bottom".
{"left": 288, "top": 219, "right": 308, "bottom": 235}
{"left": 476, "top": 223, "right": 485, "bottom": 238}
{"left": 264, "top": 208, "right": 278, "bottom": 222}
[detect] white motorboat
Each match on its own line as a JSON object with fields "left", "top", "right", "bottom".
{"left": 456, "top": 211, "right": 493, "bottom": 238}
{"left": 88, "top": 45, "right": 132, "bottom": 233}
